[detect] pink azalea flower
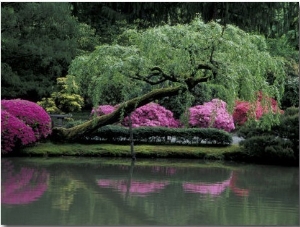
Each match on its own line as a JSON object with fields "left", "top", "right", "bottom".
{"left": 121, "top": 103, "right": 180, "bottom": 128}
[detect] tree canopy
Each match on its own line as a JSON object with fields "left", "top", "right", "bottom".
{"left": 70, "top": 18, "right": 285, "bottom": 110}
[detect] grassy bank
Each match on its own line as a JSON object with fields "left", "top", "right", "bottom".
{"left": 19, "top": 142, "right": 244, "bottom": 161}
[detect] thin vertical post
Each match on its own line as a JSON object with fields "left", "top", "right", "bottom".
{"left": 128, "top": 112, "right": 136, "bottom": 160}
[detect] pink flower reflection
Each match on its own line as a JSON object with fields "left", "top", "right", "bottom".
{"left": 183, "top": 173, "right": 233, "bottom": 197}
{"left": 229, "top": 172, "right": 249, "bottom": 197}
{"left": 97, "top": 179, "right": 169, "bottom": 197}
{"left": 183, "top": 171, "right": 250, "bottom": 197}
{"left": 151, "top": 166, "right": 177, "bottom": 176}
{"left": 2, "top": 161, "right": 49, "bottom": 205}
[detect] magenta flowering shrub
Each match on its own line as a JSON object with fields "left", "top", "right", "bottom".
{"left": 189, "top": 99, "right": 235, "bottom": 132}
{"left": 91, "top": 105, "right": 116, "bottom": 116}
{"left": 1, "top": 110, "right": 36, "bottom": 153}
{"left": 1, "top": 99, "right": 52, "bottom": 153}
{"left": 2, "top": 99, "right": 52, "bottom": 140}
{"left": 122, "top": 103, "right": 180, "bottom": 128}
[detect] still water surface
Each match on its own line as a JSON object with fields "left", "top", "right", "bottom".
{"left": 1, "top": 157, "right": 299, "bottom": 225}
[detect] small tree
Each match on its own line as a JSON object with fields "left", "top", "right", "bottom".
{"left": 38, "top": 76, "right": 84, "bottom": 114}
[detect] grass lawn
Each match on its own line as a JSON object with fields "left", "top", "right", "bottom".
{"left": 20, "top": 142, "right": 244, "bottom": 161}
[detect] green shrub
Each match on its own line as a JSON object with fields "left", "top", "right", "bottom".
{"left": 38, "top": 76, "right": 84, "bottom": 114}
{"left": 238, "top": 107, "right": 299, "bottom": 158}
{"left": 240, "top": 135, "right": 295, "bottom": 164}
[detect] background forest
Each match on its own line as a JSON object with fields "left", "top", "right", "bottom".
{"left": 1, "top": 2, "right": 299, "bottom": 110}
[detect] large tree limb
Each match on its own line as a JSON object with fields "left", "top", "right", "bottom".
{"left": 130, "top": 66, "right": 178, "bottom": 85}
{"left": 51, "top": 85, "right": 185, "bottom": 142}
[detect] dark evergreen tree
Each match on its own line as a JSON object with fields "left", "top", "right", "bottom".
{"left": 1, "top": 2, "right": 98, "bottom": 101}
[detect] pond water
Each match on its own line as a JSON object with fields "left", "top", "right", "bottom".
{"left": 1, "top": 157, "right": 299, "bottom": 225}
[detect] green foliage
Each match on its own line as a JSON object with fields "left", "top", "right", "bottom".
{"left": 267, "top": 35, "right": 299, "bottom": 110}
{"left": 276, "top": 107, "right": 299, "bottom": 156}
{"left": 37, "top": 76, "right": 84, "bottom": 113}
{"left": 1, "top": 2, "right": 98, "bottom": 101}
{"left": 77, "top": 23, "right": 100, "bottom": 54}
{"left": 82, "top": 125, "right": 233, "bottom": 146}
{"left": 281, "top": 76, "right": 299, "bottom": 109}
{"left": 69, "top": 18, "right": 286, "bottom": 129}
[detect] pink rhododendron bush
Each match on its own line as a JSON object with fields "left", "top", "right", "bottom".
{"left": 189, "top": 99, "right": 235, "bottom": 132}
{"left": 91, "top": 105, "right": 116, "bottom": 116}
{"left": 122, "top": 103, "right": 180, "bottom": 128}
{"left": 1, "top": 99, "right": 52, "bottom": 153}
{"left": 92, "top": 103, "right": 180, "bottom": 128}
{"left": 233, "top": 92, "right": 283, "bottom": 125}
{"left": 1, "top": 110, "right": 37, "bottom": 153}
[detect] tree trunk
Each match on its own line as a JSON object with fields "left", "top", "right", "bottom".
{"left": 51, "top": 85, "right": 184, "bottom": 142}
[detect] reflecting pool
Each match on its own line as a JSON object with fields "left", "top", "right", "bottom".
{"left": 1, "top": 157, "right": 299, "bottom": 225}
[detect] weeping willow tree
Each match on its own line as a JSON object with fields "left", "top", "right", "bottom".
{"left": 52, "top": 18, "right": 285, "bottom": 142}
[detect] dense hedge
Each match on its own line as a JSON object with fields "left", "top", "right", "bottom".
{"left": 240, "top": 136, "right": 295, "bottom": 164}
{"left": 80, "top": 125, "right": 232, "bottom": 146}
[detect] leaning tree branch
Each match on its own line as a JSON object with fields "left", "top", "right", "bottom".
{"left": 51, "top": 85, "right": 186, "bottom": 142}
